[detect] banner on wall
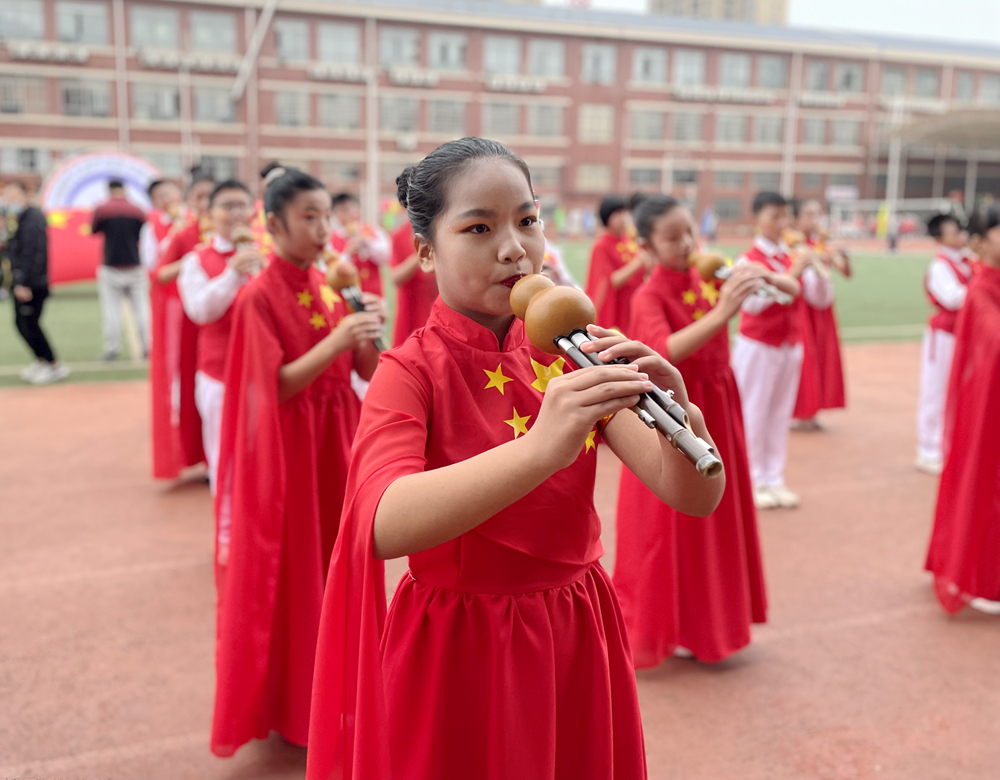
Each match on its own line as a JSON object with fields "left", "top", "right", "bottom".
{"left": 39, "top": 150, "right": 162, "bottom": 284}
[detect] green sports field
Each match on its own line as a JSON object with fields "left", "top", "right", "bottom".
{"left": 0, "top": 243, "right": 933, "bottom": 387}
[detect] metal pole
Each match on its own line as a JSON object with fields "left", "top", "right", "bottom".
{"left": 965, "top": 152, "right": 979, "bottom": 209}
{"left": 364, "top": 16, "right": 379, "bottom": 225}
{"left": 660, "top": 153, "right": 673, "bottom": 195}
{"left": 779, "top": 50, "right": 802, "bottom": 196}
{"left": 231, "top": 0, "right": 279, "bottom": 102}
{"left": 884, "top": 97, "right": 904, "bottom": 233}
{"left": 243, "top": 6, "right": 259, "bottom": 185}
{"left": 179, "top": 65, "right": 193, "bottom": 172}
{"left": 112, "top": 0, "right": 130, "bottom": 150}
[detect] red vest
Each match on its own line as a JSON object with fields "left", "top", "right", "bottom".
{"left": 148, "top": 211, "right": 173, "bottom": 244}
{"left": 195, "top": 244, "right": 238, "bottom": 381}
{"left": 738, "top": 245, "right": 801, "bottom": 347}
{"left": 926, "top": 252, "right": 972, "bottom": 334}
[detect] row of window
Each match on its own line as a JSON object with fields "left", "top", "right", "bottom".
{"left": 630, "top": 111, "right": 862, "bottom": 146}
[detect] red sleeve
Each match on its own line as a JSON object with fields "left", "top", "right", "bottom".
{"left": 584, "top": 239, "right": 616, "bottom": 318}
{"left": 307, "top": 352, "right": 432, "bottom": 780}
{"left": 629, "top": 290, "right": 676, "bottom": 363}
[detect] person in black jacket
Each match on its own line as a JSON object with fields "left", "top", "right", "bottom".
{"left": 2, "top": 182, "right": 69, "bottom": 384}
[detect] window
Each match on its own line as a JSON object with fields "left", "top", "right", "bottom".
{"left": 798, "top": 172, "right": 823, "bottom": 190}
{"left": 320, "top": 161, "right": 361, "bottom": 184}
{"left": 915, "top": 68, "right": 939, "bottom": 98}
{"left": 632, "top": 47, "right": 666, "bottom": 84}
{"left": 275, "top": 91, "right": 309, "bottom": 126}
{"left": 200, "top": 155, "right": 237, "bottom": 180}
{"left": 719, "top": 53, "right": 751, "bottom": 88}
{"left": 805, "top": 60, "right": 829, "bottom": 91}
{"left": 835, "top": 63, "right": 864, "bottom": 93}
{"left": 532, "top": 166, "right": 562, "bottom": 188}
{"left": 716, "top": 114, "right": 747, "bottom": 143}
{"left": 0, "top": 148, "right": 50, "bottom": 174}
{"left": 130, "top": 6, "right": 177, "bottom": 49}
{"left": 193, "top": 87, "right": 235, "bottom": 123}
{"left": 428, "top": 99, "right": 465, "bottom": 134}
{"left": 189, "top": 11, "right": 235, "bottom": 53}
{"left": 132, "top": 84, "right": 179, "bottom": 120}
{"left": 483, "top": 102, "right": 520, "bottom": 135}
{"left": 578, "top": 103, "right": 614, "bottom": 143}
{"left": 881, "top": 66, "right": 906, "bottom": 96}
{"left": 61, "top": 80, "right": 110, "bottom": 116}
{"left": 672, "top": 112, "right": 703, "bottom": 142}
{"left": 318, "top": 94, "right": 361, "bottom": 130}
{"left": 715, "top": 170, "right": 744, "bottom": 188}
{"left": 714, "top": 198, "right": 742, "bottom": 220}
{"left": 528, "top": 39, "right": 564, "bottom": 78}
{"left": 429, "top": 32, "right": 466, "bottom": 71}
{"left": 0, "top": 76, "right": 48, "bottom": 114}
{"left": 830, "top": 173, "right": 857, "bottom": 187}
{"left": 674, "top": 168, "right": 697, "bottom": 184}
{"left": 144, "top": 151, "right": 182, "bottom": 178}
{"left": 831, "top": 119, "right": 861, "bottom": 146}
{"left": 581, "top": 43, "right": 616, "bottom": 84}
{"left": 955, "top": 72, "right": 975, "bottom": 101}
{"left": 318, "top": 23, "right": 360, "bottom": 64}
{"left": 674, "top": 50, "right": 705, "bottom": 86}
{"left": 380, "top": 96, "right": 418, "bottom": 132}
{"left": 380, "top": 27, "right": 419, "bottom": 68}
{"left": 757, "top": 55, "right": 787, "bottom": 88}
{"left": 576, "top": 164, "right": 612, "bottom": 192}
{"left": 484, "top": 36, "right": 521, "bottom": 75}
{"left": 631, "top": 110, "right": 664, "bottom": 141}
{"left": 527, "top": 104, "right": 563, "bottom": 136}
{"left": 630, "top": 168, "right": 661, "bottom": 187}
{"left": 801, "top": 117, "right": 825, "bottom": 144}
{"left": 754, "top": 116, "right": 783, "bottom": 145}
{"left": 981, "top": 74, "right": 1000, "bottom": 104}
{"left": 0, "top": 1, "right": 44, "bottom": 41}
{"left": 753, "top": 171, "right": 780, "bottom": 189}
{"left": 57, "top": 2, "right": 107, "bottom": 45}
{"left": 274, "top": 18, "right": 308, "bottom": 62}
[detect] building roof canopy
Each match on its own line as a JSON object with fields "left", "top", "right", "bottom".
{"left": 896, "top": 109, "right": 1000, "bottom": 152}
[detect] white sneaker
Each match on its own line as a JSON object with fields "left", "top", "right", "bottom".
{"left": 49, "top": 362, "right": 71, "bottom": 382}
{"left": 29, "top": 361, "right": 71, "bottom": 385}
{"left": 915, "top": 456, "right": 943, "bottom": 475}
{"left": 753, "top": 485, "right": 780, "bottom": 510}
{"left": 790, "top": 417, "right": 822, "bottom": 431}
{"left": 771, "top": 486, "right": 800, "bottom": 508}
{"left": 969, "top": 598, "right": 1000, "bottom": 615}
{"left": 19, "top": 359, "right": 46, "bottom": 383}
{"left": 674, "top": 646, "right": 694, "bottom": 659}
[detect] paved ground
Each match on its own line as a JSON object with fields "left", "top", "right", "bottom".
{"left": 1, "top": 341, "right": 997, "bottom": 780}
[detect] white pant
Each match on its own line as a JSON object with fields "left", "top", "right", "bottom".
{"left": 731, "top": 336, "right": 803, "bottom": 489}
{"left": 916, "top": 328, "right": 956, "bottom": 463}
{"left": 96, "top": 265, "right": 150, "bottom": 356}
{"left": 194, "top": 371, "right": 225, "bottom": 495}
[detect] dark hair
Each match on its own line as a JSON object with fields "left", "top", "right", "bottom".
{"left": 752, "top": 191, "right": 787, "bottom": 214}
{"left": 927, "top": 213, "right": 960, "bottom": 239}
{"left": 633, "top": 195, "right": 682, "bottom": 242}
{"left": 396, "top": 137, "right": 532, "bottom": 239}
{"left": 262, "top": 164, "right": 326, "bottom": 220}
{"left": 147, "top": 179, "right": 167, "bottom": 198}
{"left": 331, "top": 192, "right": 359, "bottom": 209}
{"left": 791, "top": 197, "right": 822, "bottom": 219}
{"left": 598, "top": 195, "right": 629, "bottom": 227}
{"left": 187, "top": 166, "right": 215, "bottom": 193}
{"left": 259, "top": 161, "right": 282, "bottom": 180}
{"left": 108, "top": 179, "right": 125, "bottom": 190}
{"left": 965, "top": 207, "right": 998, "bottom": 238}
{"left": 628, "top": 192, "right": 647, "bottom": 213}
{"left": 209, "top": 179, "right": 252, "bottom": 206}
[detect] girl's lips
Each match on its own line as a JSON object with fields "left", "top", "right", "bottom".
{"left": 500, "top": 274, "right": 525, "bottom": 288}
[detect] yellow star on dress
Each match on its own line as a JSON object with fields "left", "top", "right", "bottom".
{"left": 584, "top": 429, "right": 597, "bottom": 453}
{"left": 530, "top": 356, "right": 565, "bottom": 393}
{"left": 693, "top": 309, "right": 705, "bottom": 320}
{"left": 699, "top": 280, "right": 720, "bottom": 307}
{"left": 296, "top": 289, "right": 314, "bottom": 308}
{"left": 682, "top": 289, "right": 698, "bottom": 306}
{"left": 308, "top": 311, "right": 328, "bottom": 330}
{"left": 504, "top": 407, "right": 531, "bottom": 439}
{"left": 319, "top": 284, "right": 341, "bottom": 311}
{"left": 483, "top": 363, "right": 513, "bottom": 395}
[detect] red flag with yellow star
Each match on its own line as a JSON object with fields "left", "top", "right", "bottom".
{"left": 45, "top": 208, "right": 103, "bottom": 283}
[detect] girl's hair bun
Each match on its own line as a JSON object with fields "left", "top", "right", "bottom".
{"left": 396, "top": 167, "right": 414, "bottom": 211}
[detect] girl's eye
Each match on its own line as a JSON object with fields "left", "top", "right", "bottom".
{"left": 521, "top": 216, "right": 538, "bottom": 227}
{"left": 468, "top": 224, "right": 489, "bottom": 234}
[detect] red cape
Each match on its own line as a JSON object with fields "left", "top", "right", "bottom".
{"left": 794, "top": 301, "right": 846, "bottom": 419}
{"left": 584, "top": 231, "right": 644, "bottom": 331}
{"left": 211, "top": 255, "right": 361, "bottom": 756}
{"left": 389, "top": 221, "right": 438, "bottom": 347}
{"left": 307, "top": 299, "right": 646, "bottom": 780}
{"left": 614, "top": 265, "right": 767, "bottom": 664}
{"left": 925, "top": 265, "right": 1000, "bottom": 613}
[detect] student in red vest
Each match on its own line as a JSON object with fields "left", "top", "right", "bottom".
{"left": 329, "top": 192, "right": 391, "bottom": 297}
{"left": 925, "top": 205, "right": 1000, "bottom": 615}
{"left": 176, "top": 180, "right": 263, "bottom": 498}
{"left": 211, "top": 166, "right": 383, "bottom": 756}
{"left": 389, "top": 216, "right": 438, "bottom": 346}
{"left": 916, "top": 213, "right": 974, "bottom": 475}
{"left": 790, "top": 198, "right": 848, "bottom": 431}
{"left": 306, "top": 137, "right": 723, "bottom": 780}
{"left": 584, "top": 195, "right": 646, "bottom": 330}
{"left": 614, "top": 194, "right": 768, "bottom": 664}
{"left": 730, "top": 192, "right": 831, "bottom": 510}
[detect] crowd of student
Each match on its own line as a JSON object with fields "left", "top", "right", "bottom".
{"left": 5, "top": 135, "right": 998, "bottom": 778}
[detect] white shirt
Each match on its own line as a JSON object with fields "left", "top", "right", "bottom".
{"left": 138, "top": 212, "right": 174, "bottom": 271}
{"left": 926, "top": 246, "right": 973, "bottom": 311}
{"left": 737, "top": 235, "right": 834, "bottom": 314}
{"left": 176, "top": 236, "right": 248, "bottom": 325}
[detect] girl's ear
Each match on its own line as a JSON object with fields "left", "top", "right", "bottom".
{"left": 265, "top": 211, "right": 283, "bottom": 237}
{"left": 415, "top": 234, "right": 435, "bottom": 274}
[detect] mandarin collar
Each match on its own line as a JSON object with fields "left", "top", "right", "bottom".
{"left": 650, "top": 263, "right": 691, "bottom": 291}
{"left": 212, "top": 235, "right": 235, "bottom": 253}
{"left": 938, "top": 245, "right": 965, "bottom": 264}
{"left": 754, "top": 235, "right": 788, "bottom": 257}
{"left": 267, "top": 251, "right": 313, "bottom": 284}
{"left": 428, "top": 297, "right": 525, "bottom": 353}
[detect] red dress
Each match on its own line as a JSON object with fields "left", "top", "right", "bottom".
{"left": 156, "top": 220, "right": 206, "bottom": 467}
{"left": 793, "top": 238, "right": 846, "bottom": 419}
{"left": 585, "top": 231, "right": 643, "bottom": 331}
{"left": 925, "top": 265, "right": 1000, "bottom": 613}
{"left": 390, "top": 221, "right": 438, "bottom": 346}
{"left": 306, "top": 299, "right": 647, "bottom": 780}
{"left": 330, "top": 225, "right": 384, "bottom": 297}
{"left": 211, "top": 254, "right": 361, "bottom": 756}
{"left": 614, "top": 265, "right": 767, "bottom": 664}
